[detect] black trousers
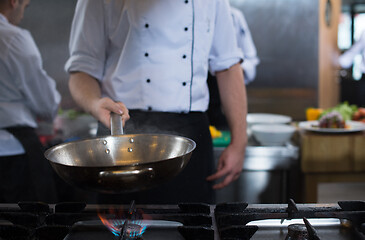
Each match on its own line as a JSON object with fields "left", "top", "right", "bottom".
{"left": 97, "top": 110, "right": 215, "bottom": 204}
{"left": 0, "top": 127, "right": 57, "bottom": 203}
{"left": 0, "top": 154, "right": 35, "bottom": 203}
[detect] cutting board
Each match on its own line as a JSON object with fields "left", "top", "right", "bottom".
{"left": 212, "top": 131, "right": 231, "bottom": 147}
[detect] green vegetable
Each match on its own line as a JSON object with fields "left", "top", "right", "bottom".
{"left": 58, "top": 108, "right": 87, "bottom": 120}
{"left": 319, "top": 102, "right": 358, "bottom": 121}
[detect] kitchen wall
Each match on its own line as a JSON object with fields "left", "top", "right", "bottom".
{"left": 230, "top": 0, "right": 341, "bottom": 120}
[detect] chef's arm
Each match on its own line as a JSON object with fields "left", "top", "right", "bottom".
{"left": 206, "top": 63, "right": 247, "bottom": 189}
{"left": 68, "top": 72, "right": 129, "bottom": 128}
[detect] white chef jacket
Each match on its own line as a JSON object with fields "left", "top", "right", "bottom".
{"left": 339, "top": 30, "right": 365, "bottom": 74}
{"left": 0, "top": 13, "right": 61, "bottom": 156}
{"left": 65, "top": 0, "right": 243, "bottom": 113}
{"left": 231, "top": 7, "right": 259, "bottom": 84}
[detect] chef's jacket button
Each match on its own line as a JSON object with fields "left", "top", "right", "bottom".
{"left": 182, "top": 55, "right": 187, "bottom": 59}
{"left": 182, "top": 82, "right": 187, "bottom": 86}
{"left": 146, "top": 79, "right": 151, "bottom": 83}
{"left": 145, "top": 53, "right": 149, "bottom": 57}
{"left": 145, "top": 23, "right": 149, "bottom": 28}
{"left": 184, "top": 27, "right": 188, "bottom": 31}
{"left": 185, "top": 0, "right": 188, "bottom": 3}
{"left": 148, "top": 106, "right": 152, "bottom": 111}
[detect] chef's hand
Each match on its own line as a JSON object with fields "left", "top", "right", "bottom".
{"left": 206, "top": 143, "right": 245, "bottom": 189}
{"left": 91, "top": 97, "right": 130, "bottom": 129}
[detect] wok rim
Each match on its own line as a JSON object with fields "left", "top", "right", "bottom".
{"left": 44, "top": 133, "right": 196, "bottom": 168}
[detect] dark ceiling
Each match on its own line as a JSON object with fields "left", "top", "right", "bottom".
{"left": 341, "top": 0, "right": 365, "bottom": 12}
{"left": 342, "top": 0, "right": 365, "bottom": 4}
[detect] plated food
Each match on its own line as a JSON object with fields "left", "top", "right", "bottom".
{"left": 352, "top": 108, "right": 365, "bottom": 123}
{"left": 317, "top": 111, "right": 346, "bottom": 129}
{"left": 298, "top": 120, "right": 365, "bottom": 133}
{"left": 301, "top": 102, "right": 365, "bottom": 132}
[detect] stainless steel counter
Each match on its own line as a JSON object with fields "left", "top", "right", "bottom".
{"left": 214, "top": 141, "right": 300, "bottom": 204}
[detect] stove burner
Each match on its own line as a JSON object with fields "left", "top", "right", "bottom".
{"left": 286, "top": 224, "right": 309, "bottom": 240}
{"left": 303, "top": 217, "right": 320, "bottom": 240}
{"left": 119, "top": 220, "right": 144, "bottom": 240}
{"left": 0, "top": 200, "right": 364, "bottom": 240}
{"left": 97, "top": 201, "right": 147, "bottom": 239}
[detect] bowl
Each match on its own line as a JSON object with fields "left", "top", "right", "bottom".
{"left": 247, "top": 113, "right": 292, "bottom": 128}
{"left": 251, "top": 124, "right": 296, "bottom": 146}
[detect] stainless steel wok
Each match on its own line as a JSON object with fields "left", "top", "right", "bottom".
{"left": 44, "top": 114, "right": 196, "bottom": 194}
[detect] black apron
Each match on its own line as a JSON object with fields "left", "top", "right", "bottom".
{"left": 97, "top": 110, "right": 215, "bottom": 204}
{"left": 3, "top": 126, "right": 57, "bottom": 203}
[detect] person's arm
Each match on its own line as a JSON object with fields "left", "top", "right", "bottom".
{"left": 69, "top": 72, "right": 129, "bottom": 129}
{"left": 339, "top": 31, "right": 365, "bottom": 69}
{"left": 65, "top": 1, "right": 129, "bottom": 128}
{"left": 206, "top": 63, "right": 247, "bottom": 189}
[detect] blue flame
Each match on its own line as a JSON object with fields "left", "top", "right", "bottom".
{"left": 105, "top": 219, "right": 147, "bottom": 238}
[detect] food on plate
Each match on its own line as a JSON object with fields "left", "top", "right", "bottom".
{"left": 306, "top": 102, "right": 359, "bottom": 128}
{"left": 319, "top": 102, "right": 357, "bottom": 121}
{"left": 318, "top": 111, "right": 346, "bottom": 128}
{"left": 306, "top": 108, "right": 323, "bottom": 121}
{"left": 352, "top": 108, "right": 365, "bottom": 123}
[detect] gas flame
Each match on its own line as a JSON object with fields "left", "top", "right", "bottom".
{"left": 98, "top": 208, "right": 149, "bottom": 238}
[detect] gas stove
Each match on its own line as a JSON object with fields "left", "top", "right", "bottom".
{"left": 0, "top": 199, "right": 364, "bottom": 240}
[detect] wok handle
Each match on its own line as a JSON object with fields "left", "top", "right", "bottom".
{"left": 99, "top": 168, "right": 154, "bottom": 178}
{"left": 111, "top": 112, "right": 124, "bottom": 135}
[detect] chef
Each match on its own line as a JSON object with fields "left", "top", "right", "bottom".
{"left": 0, "top": 0, "right": 61, "bottom": 202}
{"left": 65, "top": 0, "right": 247, "bottom": 204}
{"left": 339, "top": 30, "right": 365, "bottom": 80}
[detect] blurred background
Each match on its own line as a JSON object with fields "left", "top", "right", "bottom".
{"left": 20, "top": 0, "right": 365, "bottom": 119}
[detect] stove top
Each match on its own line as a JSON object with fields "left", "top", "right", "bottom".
{"left": 0, "top": 199, "right": 364, "bottom": 240}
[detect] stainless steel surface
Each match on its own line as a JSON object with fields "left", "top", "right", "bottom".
{"left": 215, "top": 144, "right": 298, "bottom": 171}
{"left": 230, "top": 0, "right": 319, "bottom": 89}
{"left": 215, "top": 143, "right": 300, "bottom": 204}
{"left": 45, "top": 134, "right": 196, "bottom": 193}
{"left": 110, "top": 112, "right": 123, "bottom": 135}
{"left": 229, "top": 0, "right": 320, "bottom": 120}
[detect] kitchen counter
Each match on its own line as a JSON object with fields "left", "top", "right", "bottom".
{"left": 213, "top": 132, "right": 300, "bottom": 204}
{"left": 300, "top": 130, "right": 365, "bottom": 202}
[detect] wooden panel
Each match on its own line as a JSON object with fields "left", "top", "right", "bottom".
{"left": 247, "top": 88, "right": 317, "bottom": 121}
{"left": 318, "top": 0, "right": 341, "bottom": 108}
{"left": 304, "top": 173, "right": 365, "bottom": 203}
{"left": 300, "top": 131, "right": 361, "bottom": 172}
{"left": 354, "top": 132, "right": 365, "bottom": 171}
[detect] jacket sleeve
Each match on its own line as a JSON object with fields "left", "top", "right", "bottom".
{"left": 208, "top": 0, "right": 243, "bottom": 74}
{"left": 8, "top": 30, "right": 60, "bottom": 122}
{"left": 64, "top": 0, "right": 107, "bottom": 81}
{"left": 339, "top": 31, "right": 365, "bottom": 69}
{"left": 231, "top": 8, "right": 260, "bottom": 84}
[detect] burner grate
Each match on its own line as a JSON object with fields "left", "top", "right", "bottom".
{"left": 0, "top": 200, "right": 363, "bottom": 240}
{"left": 214, "top": 199, "right": 365, "bottom": 240}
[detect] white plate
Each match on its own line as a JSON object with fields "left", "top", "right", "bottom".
{"left": 247, "top": 113, "right": 292, "bottom": 125}
{"left": 298, "top": 120, "right": 365, "bottom": 133}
